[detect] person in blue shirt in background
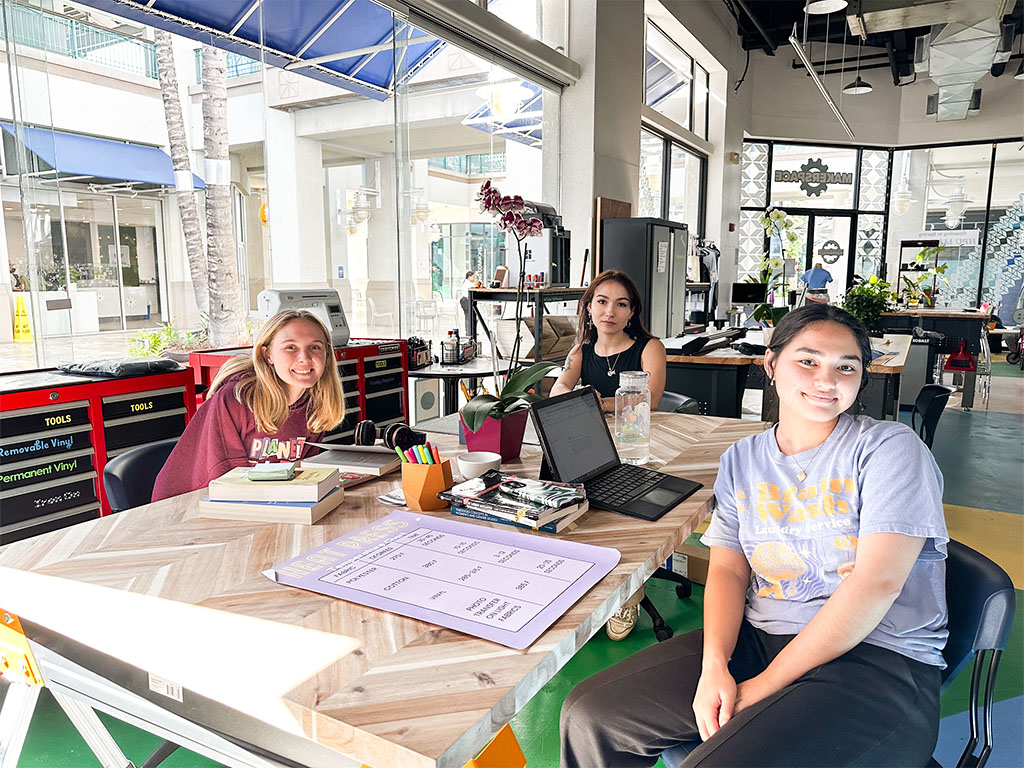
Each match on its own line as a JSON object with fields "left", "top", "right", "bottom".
{"left": 801, "top": 262, "right": 833, "bottom": 304}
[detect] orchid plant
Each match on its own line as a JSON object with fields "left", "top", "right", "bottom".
{"left": 458, "top": 180, "right": 551, "bottom": 432}
{"left": 475, "top": 179, "right": 544, "bottom": 377}
{"left": 747, "top": 207, "right": 801, "bottom": 325}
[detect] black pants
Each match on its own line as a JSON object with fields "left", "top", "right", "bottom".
{"left": 560, "top": 620, "right": 940, "bottom": 768}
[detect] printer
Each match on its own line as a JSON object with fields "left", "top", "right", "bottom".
{"left": 256, "top": 289, "right": 351, "bottom": 347}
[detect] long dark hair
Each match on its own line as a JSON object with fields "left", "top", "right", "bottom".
{"left": 765, "top": 304, "right": 873, "bottom": 391}
{"left": 575, "top": 270, "right": 653, "bottom": 345}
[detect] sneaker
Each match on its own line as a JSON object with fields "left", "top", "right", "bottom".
{"left": 605, "top": 603, "right": 639, "bottom": 641}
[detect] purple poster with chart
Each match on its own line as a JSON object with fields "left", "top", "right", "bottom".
{"left": 264, "top": 510, "right": 620, "bottom": 649}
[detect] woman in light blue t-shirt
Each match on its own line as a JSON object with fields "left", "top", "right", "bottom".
{"left": 561, "top": 303, "right": 948, "bottom": 768}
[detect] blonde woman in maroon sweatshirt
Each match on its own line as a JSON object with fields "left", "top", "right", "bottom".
{"left": 153, "top": 309, "right": 346, "bottom": 501}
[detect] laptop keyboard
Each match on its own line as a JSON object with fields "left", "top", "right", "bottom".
{"left": 586, "top": 464, "right": 664, "bottom": 507}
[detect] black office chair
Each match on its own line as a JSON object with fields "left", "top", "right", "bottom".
{"left": 912, "top": 384, "right": 956, "bottom": 449}
{"left": 102, "top": 438, "right": 179, "bottom": 512}
{"left": 661, "top": 540, "right": 1016, "bottom": 768}
{"left": 657, "top": 390, "right": 700, "bottom": 415}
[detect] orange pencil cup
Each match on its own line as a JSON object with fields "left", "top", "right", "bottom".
{"left": 402, "top": 458, "right": 454, "bottom": 511}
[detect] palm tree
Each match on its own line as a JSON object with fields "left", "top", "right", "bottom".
{"left": 154, "top": 30, "right": 207, "bottom": 316}
{"left": 200, "top": 44, "right": 246, "bottom": 347}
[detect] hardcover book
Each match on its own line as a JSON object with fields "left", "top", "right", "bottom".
{"left": 208, "top": 466, "right": 339, "bottom": 502}
{"left": 198, "top": 487, "right": 345, "bottom": 525}
{"left": 450, "top": 502, "right": 589, "bottom": 534}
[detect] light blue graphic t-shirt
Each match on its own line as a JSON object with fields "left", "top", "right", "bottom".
{"left": 703, "top": 413, "right": 948, "bottom": 667}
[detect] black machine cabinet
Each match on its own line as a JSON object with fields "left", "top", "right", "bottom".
{"left": 601, "top": 217, "right": 689, "bottom": 339}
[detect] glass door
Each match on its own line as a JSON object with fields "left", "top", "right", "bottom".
{"left": 807, "top": 214, "right": 854, "bottom": 305}
{"left": 113, "top": 195, "right": 165, "bottom": 329}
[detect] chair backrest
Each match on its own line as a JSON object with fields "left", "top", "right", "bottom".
{"left": 912, "top": 384, "right": 955, "bottom": 448}
{"left": 656, "top": 391, "right": 700, "bottom": 414}
{"left": 368, "top": 296, "right": 378, "bottom": 314}
{"left": 416, "top": 299, "right": 438, "bottom": 317}
{"left": 940, "top": 539, "right": 1015, "bottom": 688}
{"left": 102, "top": 438, "right": 178, "bottom": 512}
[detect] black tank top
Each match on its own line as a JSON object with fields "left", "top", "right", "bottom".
{"left": 580, "top": 337, "right": 650, "bottom": 398}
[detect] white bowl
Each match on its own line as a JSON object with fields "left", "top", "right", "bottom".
{"left": 457, "top": 451, "right": 502, "bottom": 480}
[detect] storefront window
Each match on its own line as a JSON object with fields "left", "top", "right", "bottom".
{"left": 770, "top": 144, "right": 858, "bottom": 210}
{"left": 980, "top": 143, "right": 1024, "bottom": 317}
{"left": 644, "top": 21, "right": 703, "bottom": 138}
{"left": 639, "top": 130, "right": 664, "bottom": 218}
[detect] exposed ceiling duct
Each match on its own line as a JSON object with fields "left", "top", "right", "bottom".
{"left": 847, "top": 0, "right": 1015, "bottom": 37}
{"left": 923, "top": 18, "right": 1004, "bottom": 120}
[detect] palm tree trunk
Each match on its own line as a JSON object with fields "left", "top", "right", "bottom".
{"left": 201, "top": 44, "right": 246, "bottom": 347}
{"left": 154, "top": 30, "right": 208, "bottom": 316}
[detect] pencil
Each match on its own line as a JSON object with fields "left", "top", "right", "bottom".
{"left": 460, "top": 381, "right": 471, "bottom": 400}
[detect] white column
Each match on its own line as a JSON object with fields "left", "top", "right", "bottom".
{"left": 265, "top": 109, "right": 327, "bottom": 285}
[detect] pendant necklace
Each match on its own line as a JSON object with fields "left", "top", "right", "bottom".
{"left": 778, "top": 427, "right": 826, "bottom": 482}
{"left": 605, "top": 349, "right": 623, "bottom": 377}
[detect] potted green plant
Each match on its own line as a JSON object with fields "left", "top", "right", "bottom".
{"left": 901, "top": 246, "right": 948, "bottom": 308}
{"left": 841, "top": 275, "right": 896, "bottom": 331}
{"left": 748, "top": 207, "right": 800, "bottom": 341}
{"left": 460, "top": 361, "right": 558, "bottom": 461}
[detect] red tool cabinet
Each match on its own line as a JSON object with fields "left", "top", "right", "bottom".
{"left": 0, "top": 368, "right": 197, "bottom": 543}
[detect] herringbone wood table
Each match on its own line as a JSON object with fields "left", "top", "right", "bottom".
{"left": 0, "top": 413, "right": 768, "bottom": 768}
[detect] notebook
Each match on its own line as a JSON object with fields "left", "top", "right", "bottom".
{"left": 529, "top": 387, "right": 702, "bottom": 521}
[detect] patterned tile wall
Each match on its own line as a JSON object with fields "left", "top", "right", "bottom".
{"left": 740, "top": 142, "right": 768, "bottom": 208}
{"left": 980, "top": 199, "right": 1024, "bottom": 317}
{"left": 857, "top": 149, "right": 889, "bottom": 211}
{"left": 738, "top": 209, "right": 764, "bottom": 279}
{"left": 855, "top": 214, "right": 885, "bottom": 279}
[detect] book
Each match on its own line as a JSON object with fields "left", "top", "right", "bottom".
{"left": 438, "top": 470, "right": 586, "bottom": 526}
{"left": 300, "top": 449, "right": 401, "bottom": 476}
{"left": 495, "top": 476, "right": 586, "bottom": 510}
{"left": 337, "top": 471, "right": 377, "bottom": 490}
{"left": 198, "top": 487, "right": 345, "bottom": 525}
{"left": 450, "top": 502, "right": 589, "bottom": 534}
{"left": 208, "top": 466, "right": 339, "bottom": 502}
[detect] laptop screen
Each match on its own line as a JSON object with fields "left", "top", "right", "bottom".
{"left": 531, "top": 387, "right": 620, "bottom": 483}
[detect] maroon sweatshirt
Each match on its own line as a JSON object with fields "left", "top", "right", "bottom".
{"left": 152, "top": 374, "right": 323, "bottom": 501}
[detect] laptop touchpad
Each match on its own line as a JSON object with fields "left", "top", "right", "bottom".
{"left": 640, "top": 487, "right": 682, "bottom": 506}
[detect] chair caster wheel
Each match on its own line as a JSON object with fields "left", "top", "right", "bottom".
{"left": 654, "top": 626, "right": 674, "bottom": 642}
{"left": 676, "top": 583, "right": 692, "bottom": 599}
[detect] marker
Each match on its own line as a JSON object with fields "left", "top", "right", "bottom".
{"left": 405, "top": 447, "right": 418, "bottom": 463}
{"left": 419, "top": 444, "right": 432, "bottom": 464}
{"left": 396, "top": 446, "right": 407, "bottom": 463}
{"left": 431, "top": 445, "right": 441, "bottom": 464}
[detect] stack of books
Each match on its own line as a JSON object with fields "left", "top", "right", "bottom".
{"left": 198, "top": 466, "right": 343, "bottom": 525}
{"left": 439, "top": 470, "right": 589, "bottom": 534}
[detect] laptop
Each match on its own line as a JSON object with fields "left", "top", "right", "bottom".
{"left": 529, "top": 386, "right": 702, "bottom": 521}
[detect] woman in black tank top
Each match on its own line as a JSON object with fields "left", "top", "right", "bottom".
{"left": 550, "top": 270, "right": 666, "bottom": 413}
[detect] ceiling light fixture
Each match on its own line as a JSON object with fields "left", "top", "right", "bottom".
{"left": 843, "top": 35, "right": 873, "bottom": 95}
{"left": 788, "top": 24, "right": 856, "bottom": 138}
{"left": 804, "top": 0, "right": 848, "bottom": 13}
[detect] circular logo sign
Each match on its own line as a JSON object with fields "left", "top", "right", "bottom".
{"left": 818, "top": 239, "right": 843, "bottom": 265}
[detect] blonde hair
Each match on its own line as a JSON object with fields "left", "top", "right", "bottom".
{"left": 208, "top": 310, "right": 345, "bottom": 434}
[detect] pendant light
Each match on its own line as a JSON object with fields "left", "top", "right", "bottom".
{"left": 843, "top": 35, "right": 873, "bottom": 94}
{"left": 804, "top": 0, "right": 848, "bottom": 13}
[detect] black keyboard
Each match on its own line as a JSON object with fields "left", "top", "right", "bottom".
{"left": 586, "top": 464, "right": 663, "bottom": 507}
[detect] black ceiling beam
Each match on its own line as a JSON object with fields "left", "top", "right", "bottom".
{"left": 733, "top": 0, "right": 777, "bottom": 55}
{"left": 885, "top": 34, "right": 901, "bottom": 86}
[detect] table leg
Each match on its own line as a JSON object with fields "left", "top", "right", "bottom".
{"left": 960, "top": 371, "right": 976, "bottom": 411}
{"left": 0, "top": 681, "right": 40, "bottom": 768}
{"left": 533, "top": 294, "right": 543, "bottom": 363}
{"left": 443, "top": 379, "right": 459, "bottom": 416}
{"left": 51, "top": 689, "right": 132, "bottom": 768}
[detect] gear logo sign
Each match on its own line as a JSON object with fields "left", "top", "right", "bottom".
{"left": 799, "top": 158, "right": 829, "bottom": 197}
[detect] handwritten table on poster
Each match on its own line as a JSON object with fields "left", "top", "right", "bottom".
{"left": 264, "top": 510, "right": 620, "bottom": 649}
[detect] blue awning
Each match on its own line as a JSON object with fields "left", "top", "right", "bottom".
{"left": 1, "top": 123, "right": 205, "bottom": 190}
{"left": 462, "top": 82, "right": 543, "bottom": 148}
{"left": 72, "top": 0, "right": 446, "bottom": 102}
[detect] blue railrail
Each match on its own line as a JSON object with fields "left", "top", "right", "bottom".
{"left": 428, "top": 153, "right": 506, "bottom": 175}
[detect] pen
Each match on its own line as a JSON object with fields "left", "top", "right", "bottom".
{"left": 396, "top": 446, "right": 407, "bottom": 463}
{"left": 460, "top": 381, "right": 471, "bottom": 401}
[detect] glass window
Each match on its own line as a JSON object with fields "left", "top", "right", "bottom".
{"left": 644, "top": 22, "right": 692, "bottom": 132}
{"left": 980, "top": 143, "right": 1024, "bottom": 316}
{"left": 486, "top": 0, "right": 566, "bottom": 54}
{"left": 638, "top": 130, "right": 664, "bottom": 218}
{"left": 668, "top": 143, "right": 701, "bottom": 236}
{"left": 769, "top": 144, "right": 858, "bottom": 210}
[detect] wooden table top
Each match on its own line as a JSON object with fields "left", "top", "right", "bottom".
{"left": 0, "top": 414, "right": 767, "bottom": 768}
{"left": 666, "top": 333, "right": 911, "bottom": 373}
